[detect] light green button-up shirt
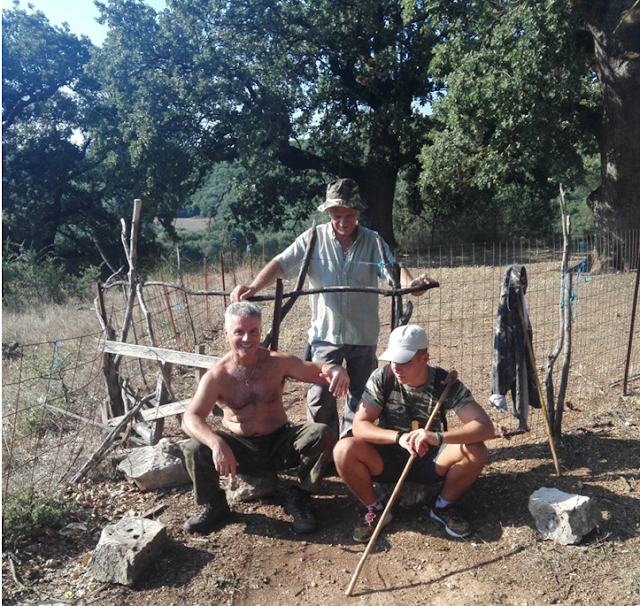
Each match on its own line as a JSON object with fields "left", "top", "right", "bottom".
{"left": 274, "top": 223, "right": 395, "bottom": 346}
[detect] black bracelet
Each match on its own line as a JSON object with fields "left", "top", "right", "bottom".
{"left": 395, "top": 430, "right": 405, "bottom": 445}
{"left": 435, "top": 431, "right": 443, "bottom": 446}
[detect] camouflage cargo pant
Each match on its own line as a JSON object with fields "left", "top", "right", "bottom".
{"left": 182, "top": 422, "right": 336, "bottom": 505}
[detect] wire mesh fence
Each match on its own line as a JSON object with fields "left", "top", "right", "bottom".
{"left": 2, "top": 334, "right": 107, "bottom": 506}
{"left": 3, "top": 230, "right": 639, "bottom": 511}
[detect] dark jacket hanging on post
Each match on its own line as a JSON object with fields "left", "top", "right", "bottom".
{"left": 490, "top": 265, "right": 539, "bottom": 431}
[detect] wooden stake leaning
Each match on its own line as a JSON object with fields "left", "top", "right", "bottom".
{"left": 345, "top": 369, "right": 458, "bottom": 596}
{"left": 516, "top": 305, "right": 561, "bottom": 476}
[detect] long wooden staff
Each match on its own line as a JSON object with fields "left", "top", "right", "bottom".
{"left": 345, "top": 369, "right": 458, "bottom": 596}
{"left": 516, "top": 305, "right": 561, "bottom": 476}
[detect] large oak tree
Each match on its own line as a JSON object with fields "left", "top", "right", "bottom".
{"left": 91, "top": 0, "right": 450, "bottom": 246}
{"left": 571, "top": 0, "right": 640, "bottom": 235}
{"left": 8, "top": 0, "right": 635, "bottom": 262}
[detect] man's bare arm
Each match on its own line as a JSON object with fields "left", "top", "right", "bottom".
{"left": 181, "top": 368, "right": 241, "bottom": 478}
{"left": 230, "top": 259, "right": 284, "bottom": 302}
{"left": 400, "top": 267, "right": 435, "bottom": 297}
{"left": 439, "top": 401, "right": 495, "bottom": 445}
{"left": 181, "top": 369, "right": 226, "bottom": 448}
{"left": 351, "top": 401, "right": 399, "bottom": 444}
{"left": 279, "top": 353, "right": 350, "bottom": 399}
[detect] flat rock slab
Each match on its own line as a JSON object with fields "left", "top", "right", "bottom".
{"left": 118, "top": 440, "right": 191, "bottom": 490}
{"left": 375, "top": 481, "right": 439, "bottom": 508}
{"left": 528, "top": 487, "right": 602, "bottom": 545}
{"left": 221, "top": 472, "right": 278, "bottom": 503}
{"left": 86, "top": 516, "right": 167, "bottom": 585}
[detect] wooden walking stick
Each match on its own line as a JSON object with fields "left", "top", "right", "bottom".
{"left": 516, "top": 305, "right": 561, "bottom": 476}
{"left": 345, "top": 369, "right": 458, "bottom": 596}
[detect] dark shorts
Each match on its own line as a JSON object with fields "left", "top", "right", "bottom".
{"left": 371, "top": 443, "right": 446, "bottom": 485}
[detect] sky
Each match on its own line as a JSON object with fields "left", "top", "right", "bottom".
{"left": 4, "top": 0, "right": 166, "bottom": 44}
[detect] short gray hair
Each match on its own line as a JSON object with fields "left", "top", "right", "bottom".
{"left": 225, "top": 301, "right": 262, "bottom": 329}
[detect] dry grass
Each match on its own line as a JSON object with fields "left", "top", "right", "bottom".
{"left": 2, "top": 299, "right": 99, "bottom": 345}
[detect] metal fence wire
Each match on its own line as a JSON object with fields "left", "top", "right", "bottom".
{"left": 2, "top": 230, "right": 639, "bottom": 510}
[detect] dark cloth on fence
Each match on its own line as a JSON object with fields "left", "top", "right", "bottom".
{"left": 490, "top": 265, "right": 539, "bottom": 431}
{"left": 182, "top": 422, "right": 336, "bottom": 505}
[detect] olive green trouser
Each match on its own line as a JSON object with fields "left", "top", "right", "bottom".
{"left": 182, "top": 422, "right": 336, "bottom": 505}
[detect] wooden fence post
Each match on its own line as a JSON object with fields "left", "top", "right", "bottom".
{"left": 96, "top": 282, "right": 125, "bottom": 419}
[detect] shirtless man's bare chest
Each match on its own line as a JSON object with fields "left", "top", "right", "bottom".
{"left": 216, "top": 354, "right": 289, "bottom": 436}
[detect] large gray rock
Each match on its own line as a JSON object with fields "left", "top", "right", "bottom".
{"left": 528, "top": 487, "right": 601, "bottom": 545}
{"left": 86, "top": 517, "right": 167, "bottom": 585}
{"left": 375, "top": 481, "right": 439, "bottom": 508}
{"left": 118, "top": 439, "right": 190, "bottom": 490}
{"left": 221, "top": 472, "right": 278, "bottom": 503}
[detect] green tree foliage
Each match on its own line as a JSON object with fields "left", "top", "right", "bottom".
{"left": 4, "top": 0, "right": 635, "bottom": 273}
{"left": 183, "top": 162, "right": 242, "bottom": 219}
{"left": 417, "top": 0, "right": 599, "bottom": 243}
{"left": 91, "top": 0, "right": 446, "bottom": 246}
{"left": 2, "top": 4, "right": 110, "bottom": 263}
{"left": 2, "top": 3, "right": 172, "bottom": 279}
{"left": 2, "top": 243, "right": 99, "bottom": 310}
{"left": 92, "top": 0, "right": 625, "bottom": 249}
{"left": 87, "top": 0, "right": 210, "bottom": 242}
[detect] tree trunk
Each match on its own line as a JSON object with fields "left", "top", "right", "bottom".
{"left": 574, "top": 0, "right": 640, "bottom": 265}
{"left": 358, "top": 165, "right": 399, "bottom": 248}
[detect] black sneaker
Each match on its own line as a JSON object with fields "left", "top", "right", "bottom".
{"left": 183, "top": 492, "right": 231, "bottom": 534}
{"left": 430, "top": 501, "right": 471, "bottom": 538}
{"left": 285, "top": 486, "right": 316, "bottom": 534}
{"left": 353, "top": 506, "right": 392, "bottom": 543}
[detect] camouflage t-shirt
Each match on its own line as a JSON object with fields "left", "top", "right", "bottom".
{"left": 361, "top": 365, "right": 475, "bottom": 432}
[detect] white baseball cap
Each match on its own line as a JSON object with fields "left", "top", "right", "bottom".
{"left": 379, "top": 324, "right": 429, "bottom": 364}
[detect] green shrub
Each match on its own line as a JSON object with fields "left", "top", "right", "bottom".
{"left": 2, "top": 486, "right": 65, "bottom": 547}
{"left": 2, "top": 243, "right": 100, "bottom": 311}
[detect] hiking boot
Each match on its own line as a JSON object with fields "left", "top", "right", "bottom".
{"left": 430, "top": 502, "right": 471, "bottom": 538}
{"left": 183, "top": 492, "right": 230, "bottom": 534}
{"left": 285, "top": 486, "right": 316, "bottom": 534}
{"left": 352, "top": 506, "right": 392, "bottom": 543}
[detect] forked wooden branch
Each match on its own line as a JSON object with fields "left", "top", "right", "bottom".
{"left": 100, "top": 281, "right": 440, "bottom": 299}
{"left": 262, "top": 221, "right": 317, "bottom": 349}
{"left": 345, "top": 369, "right": 458, "bottom": 596}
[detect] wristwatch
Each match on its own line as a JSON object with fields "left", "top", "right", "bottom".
{"left": 395, "top": 430, "right": 405, "bottom": 445}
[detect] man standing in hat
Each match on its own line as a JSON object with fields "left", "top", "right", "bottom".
{"left": 333, "top": 324, "right": 494, "bottom": 541}
{"left": 231, "top": 178, "right": 433, "bottom": 439}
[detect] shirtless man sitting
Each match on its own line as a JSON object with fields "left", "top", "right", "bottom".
{"left": 181, "top": 301, "right": 350, "bottom": 535}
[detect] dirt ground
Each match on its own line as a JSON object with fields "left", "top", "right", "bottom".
{"left": 2, "top": 376, "right": 639, "bottom": 606}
